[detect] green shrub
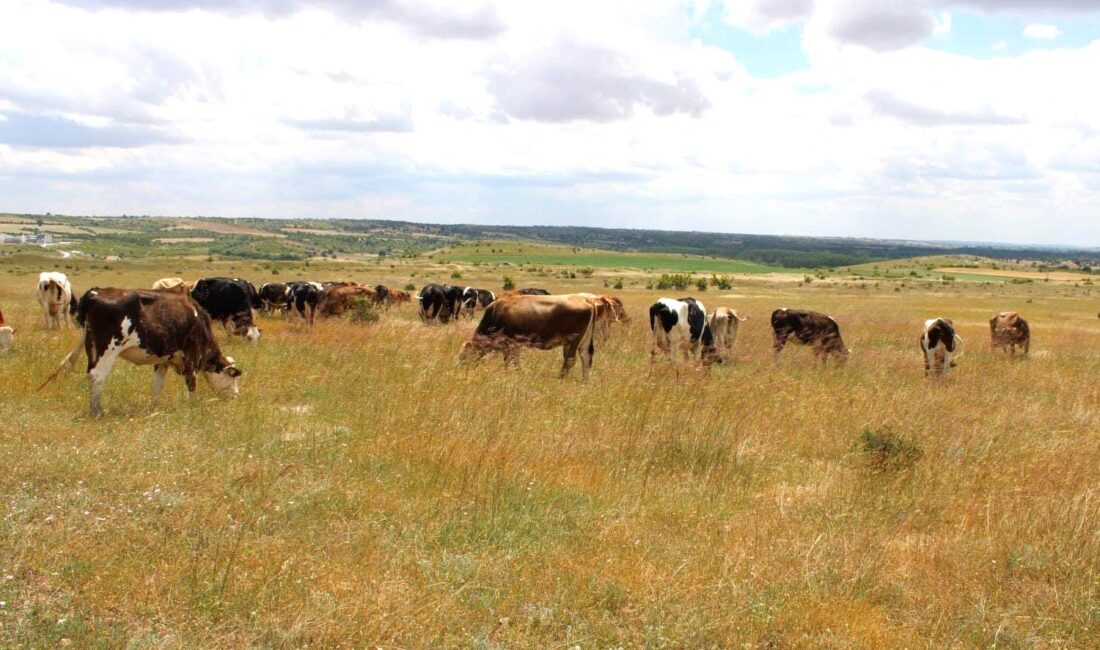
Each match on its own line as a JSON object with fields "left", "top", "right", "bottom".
{"left": 502, "top": 275, "right": 515, "bottom": 290}
{"left": 404, "top": 283, "right": 416, "bottom": 291}
{"left": 710, "top": 274, "right": 733, "bottom": 290}
{"left": 451, "top": 271, "right": 462, "bottom": 279}
{"left": 655, "top": 273, "right": 692, "bottom": 291}
{"left": 348, "top": 298, "right": 380, "bottom": 324}
{"left": 613, "top": 278, "right": 624, "bottom": 290}
{"left": 695, "top": 277, "right": 708, "bottom": 291}
{"left": 578, "top": 266, "right": 595, "bottom": 277}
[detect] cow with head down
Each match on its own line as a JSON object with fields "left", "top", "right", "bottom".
{"left": 990, "top": 311, "right": 1030, "bottom": 356}
{"left": 42, "top": 288, "right": 242, "bottom": 417}
{"left": 460, "top": 293, "right": 598, "bottom": 379}
{"left": 649, "top": 297, "right": 719, "bottom": 364}
{"left": 189, "top": 277, "right": 261, "bottom": 342}
{"left": 708, "top": 307, "right": 747, "bottom": 359}
{"left": 771, "top": 308, "right": 850, "bottom": 365}
{"left": 921, "top": 317, "right": 963, "bottom": 377}
{"left": 37, "top": 271, "right": 76, "bottom": 329}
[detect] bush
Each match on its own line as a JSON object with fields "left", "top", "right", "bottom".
{"left": 695, "top": 277, "right": 708, "bottom": 291}
{"left": 348, "top": 298, "right": 380, "bottom": 324}
{"left": 613, "top": 277, "right": 624, "bottom": 290}
{"left": 404, "top": 283, "right": 416, "bottom": 291}
{"left": 451, "top": 271, "right": 462, "bottom": 279}
{"left": 578, "top": 266, "right": 595, "bottom": 277}
{"left": 710, "top": 274, "right": 733, "bottom": 290}
{"left": 502, "top": 274, "right": 515, "bottom": 290}
{"left": 655, "top": 273, "right": 693, "bottom": 291}
{"left": 858, "top": 428, "right": 922, "bottom": 472}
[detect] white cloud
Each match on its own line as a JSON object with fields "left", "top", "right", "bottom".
{"left": 0, "top": 0, "right": 1098, "bottom": 245}
{"left": 1023, "top": 23, "right": 1063, "bottom": 39}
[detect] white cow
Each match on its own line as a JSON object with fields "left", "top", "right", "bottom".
{"left": 649, "top": 297, "right": 718, "bottom": 363}
{"left": 708, "top": 307, "right": 747, "bottom": 358}
{"left": 37, "top": 271, "right": 75, "bottom": 329}
{"left": 921, "top": 318, "right": 963, "bottom": 377}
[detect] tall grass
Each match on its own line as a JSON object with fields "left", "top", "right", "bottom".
{"left": 0, "top": 256, "right": 1097, "bottom": 647}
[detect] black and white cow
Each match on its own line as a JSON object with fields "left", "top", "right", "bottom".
{"left": 460, "top": 287, "right": 496, "bottom": 319}
{"left": 258, "top": 282, "right": 289, "bottom": 316}
{"left": 921, "top": 318, "right": 962, "bottom": 377}
{"left": 649, "top": 297, "right": 718, "bottom": 363}
{"left": 286, "top": 281, "right": 323, "bottom": 326}
{"left": 419, "top": 283, "right": 463, "bottom": 323}
{"left": 189, "top": 277, "right": 261, "bottom": 341}
{"left": 43, "top": 288, "right": 242, "bottom": 416}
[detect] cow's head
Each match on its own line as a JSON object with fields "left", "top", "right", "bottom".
{"left": 230, "top": 312, "right": 261, "bottom": 342}
{"left": 204, "top": 356, "right": 242, "bottom": 398}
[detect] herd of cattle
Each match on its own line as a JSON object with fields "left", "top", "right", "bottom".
{"left": 1, "top": 271, "right": 1034, "bottom": 416}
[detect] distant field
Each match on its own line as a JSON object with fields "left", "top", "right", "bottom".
{"left": 935, "top": 266, "right": 1093, "bottom": 282}
{"left": 1, "top": 251, "right": 1098, "bottom": 647}
{"left": 439, "top": 242, "right": 788, "bottom": 274}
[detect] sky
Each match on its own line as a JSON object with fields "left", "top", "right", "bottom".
{"left": 1, "top": 1, "right": 1099, "bottom": 246}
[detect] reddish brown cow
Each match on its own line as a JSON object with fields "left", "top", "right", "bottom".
{"left": 317, "top": 285, "right": 375, "bottom": 317}
{"left": 460, "top": 294, "right": 598, "bottom": 378}
{"left": 990, "top": 311, "right": 1030, "bottom": 356}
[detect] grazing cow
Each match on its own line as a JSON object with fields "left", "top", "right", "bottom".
{"left": 577, "top": 293, "right": 627, "bottom": 338}
{"left": 460, "top": 287, "right": 496, "bottom": 319}
{"left": 151, "top": 277, "right": 194, "bottom": 294}
{"left": 43, "top": 288, "right": 241, "bottom": 416}
{"left": 771, "top": 308, "right": 850, "bottom": 364}
{"left": 37, "top": 271, "right": 76, "bottom": 329}
{"left": 189, "top": 277, "right": 261, "bottom": 341}
{"left": 286, "top": 281, "right": 323, "bottom": 326}
{"left": 708, "top": 308, "right": 747, "bottom": 358}
{"left": 389, "top": 288, "right": 412, "bottom": 309}
{"left": 990, "top": 311, "right": 1030, "bottom": 356}
{"left": 372, "top": 284, "right": 391, "bottom": 309}
{"left": 460, "top": 294, "right": 598, "bottom": 379}
{"left": 921, "top": 318, "right": 963, "bottom": 377}
{"left": 418, "top": 284, "right": 463, "bottom": 323}
{"left": 258, "top": 282, "right": 290, "bottom": 316}
{"left": 0, "top": 305, "right": 12, "bottom": 353}
{"left": 318, "top": 284, "right": 375, "bottom": 317}
{"left": 649, "top": 297, "right": 718, "bottom": 363}
{"left": 517, "top": 288, "right": 550, "bottom": 295}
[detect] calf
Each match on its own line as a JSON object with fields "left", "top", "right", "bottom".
{"left": 43, "top": 288, "right": 241, "bottom": 416}
{"left": 921, "top": 318, "right": 962, "bottom": 377}
{"left": 37, "top": 271, "right": 76, "bottom": 329}
{"left": 990, "top": 311, "right": 1030, "bottom": 356}
{"left": 189, "top": 277, "right": 261, "bottom": 341}
{"left": 771, "top": 308, "right": 849, "bottom": 364}
{"left": 649, "top": 297, "right": 718, "bottom": 363}
{"left": 258, "top": 282, "right": 290, "bottom": 316}
{"left": 708, "top": 307, "right": 747, "bottom": 358}
{"left": 389, "top": 288, "right": 412, "bottom": 309}
{"left": 460, "top": 294, "right": 598, "bottom": 379}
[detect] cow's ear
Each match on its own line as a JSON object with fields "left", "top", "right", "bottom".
{"left": 225, "top": 366, "right": 242, "bottom": 377}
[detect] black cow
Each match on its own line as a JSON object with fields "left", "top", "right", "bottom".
{"left": 258, "top": 282, "right": 289, "bottom": 316}
{"left": 42, "top": 288, "right": 242, "bottom": 416}
{"left": 372, "top": 284, "right": 391, "bottom": 309}
{"left": 517, "top": 288, "right": 550, "bottom": 295}
{"left": 418, "top": 283, "right": 446, "bottom": 322}
{"left": 286, "top": 281, "right": 323, "bottom": 326}
{"left": 771, "top": 308, "right": 849, "bottom": 364}
{"left": 190, "top": 277, "right": 261, "bottom": 341}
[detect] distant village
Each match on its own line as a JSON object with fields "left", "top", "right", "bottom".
{"left": 1, "top": 229, "right": 54, "bottom": 245}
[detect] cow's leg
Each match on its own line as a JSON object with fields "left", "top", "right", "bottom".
{"left": 150, "top": 364, "right": 169, "bottom": 406}
{"left": 87, "top": 352, "right": 120, "bottom": 417}
{"left": 923, "top": 347, "right": 933, "bottom": 377}
{"left": 579, "top": 338, "right": 594, "bottom": 380}
{"left": 559, "top": 342, "right": 578, "bottom": 378}
{"left": 942, "top": 350, "right": 953, "bottom": 375}
{"left": 772, "top": 332, "right": 790, "bottom": 362}
{"left": 183, "top": 369, "right": 198, "bottom": 399}
{"left": 1023, "top": 339, "right": 1030, "bottom": 356}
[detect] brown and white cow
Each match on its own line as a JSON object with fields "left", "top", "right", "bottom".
{"left": 43, "top": 288, "right": 241, "bottom": 416}
{"left": 708, "top": 307, "right": 747, "bottom": 358}
{"left": 921, "top": 318, "right": 963, "bottom": 377}
{"left": 0, "top": 304, "right": 12, "bottom": 353}
{"left": 990, "top": 311, "right": 1030, "bottom": 356}
{"left": 37, "top": 271, "right": 76, "bottom": 329}
{"left": 317, "top": 284, "right": 375, "bottom": 317}
{"left": 151, "top": 277, "right": 195, "bottom": 294}
{"left": 459, "top": 294, "right": 598, "bottom": 379}
{"left": 771, "top": 308, "right": 850, "bottom": 364}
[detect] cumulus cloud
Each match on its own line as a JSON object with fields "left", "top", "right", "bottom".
{"left": 723, "top": 0, "right": 813, "bottom": 34}
{"left": 1023, "top": 23, "right": 1063, "bottom": 39}
{"left": 486, "top": 41, "right": 710, "bottom": 123}
{"left": 0, "top": 111, "right": 179, "bottom": 148}
{"left": 820, "top": 0, "right": 938, "bottom": 51}
{"left": 56, "top": 0, "right": 505, "bottom": 39}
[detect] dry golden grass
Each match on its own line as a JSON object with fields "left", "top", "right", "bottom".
{"left": 0, "top": 254, "right": 1098, "bottom": 648}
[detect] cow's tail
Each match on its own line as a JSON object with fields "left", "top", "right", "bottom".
{"left": 584, "top": 300, "right": 598, "bottom": 357}
{"left": 68, "top": 290, "right": 78, "bottom": 316}
{"left": 38, "top": 332, "right": 85, "bottom": 391}
{"left": 953, "top": 334, "right": 964, "bottom": 359}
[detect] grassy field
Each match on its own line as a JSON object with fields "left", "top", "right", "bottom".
{"left": 437, "top": 241, "right": 787, "bottom": 274}
{"left": 1, "top": 251, "right": 1098, "bottom": 647}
